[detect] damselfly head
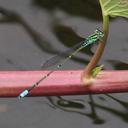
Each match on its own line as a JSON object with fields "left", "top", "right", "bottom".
{"left": 95, "top": 28, "right": 104, "bottom": 39}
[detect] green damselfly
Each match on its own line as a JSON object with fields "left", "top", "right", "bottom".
{"left": 18, "top": 28, "right": 104, "bottom": 99}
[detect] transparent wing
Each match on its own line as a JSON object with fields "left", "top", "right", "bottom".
{"left": 41, "top": 40, "right": 85, "bottom": 69}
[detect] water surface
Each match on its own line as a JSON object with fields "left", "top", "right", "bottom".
{"left": 0, "top": 0, "right": 128, "bottom": 127}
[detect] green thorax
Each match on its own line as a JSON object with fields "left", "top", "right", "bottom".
{"left": 82, "top": 29, "right": 104, "bottom": 46}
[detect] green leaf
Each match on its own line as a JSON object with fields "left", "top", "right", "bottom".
{"left": 92, "top": 65, "right": 104, "bottom": 78}
{"left": 99, "top": 0, "right": 128, "bottom": 18}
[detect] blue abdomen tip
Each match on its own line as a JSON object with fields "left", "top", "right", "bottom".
{"left": 18, "top": 90, "right": 29, "bottom": 99}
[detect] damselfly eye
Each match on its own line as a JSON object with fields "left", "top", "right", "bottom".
{"left": 96, "top": 29, "right": 104, "bottom": 38}
{"left": 95, "top": 29, "right": 99, "bottom": 34}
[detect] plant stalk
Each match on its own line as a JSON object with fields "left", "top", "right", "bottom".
{"left": 0, "top": 70, "right": 128, "bottom": 97}
{"left": 82, "top": 14, "right": 109, "bottom": 82}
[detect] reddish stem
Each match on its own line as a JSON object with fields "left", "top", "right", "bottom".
{"left": 0, "top": 70, "right": 128, "bottom": 97}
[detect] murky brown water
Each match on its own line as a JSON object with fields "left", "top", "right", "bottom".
{"left": 0, "top": 0, "right": 128, "bottom": 127}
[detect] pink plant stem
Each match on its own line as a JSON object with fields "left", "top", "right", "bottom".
{"left": 0, "top": 70, "right": 128, "bottom": 97}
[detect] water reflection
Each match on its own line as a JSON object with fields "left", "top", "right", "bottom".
{"left": 0, "top": 7, "right": 57, "bottom": 54}
{"left": 57, "top": 96, "right": 85, "bottom": 109}
{"left": 106, "top": 94, "right": 128, "bottom": 111}
{"left": 53, "top": 24, "right": 93, "bottom": 56}
{"left": 108, "top": 60, "right": 128, "bottom": 70}
{"left": 0, "top": 6, "right": 93, "bottom": 67}
{"left": 46, "top": 96, "right": 105, "bottom": 124}
{"left": 46, "top": 94, "right": 128, "bottom": 124}
{"left": 90, "top": 101, "right": 128, "bottom": 122}
{"left": 88, "top": 95, "right": 105, "bottom": 124}
{"left": 0, "top": 0, "right": 127, "bottom": 126}
{"left": 32, "top": 0, "right": 102, "bottom": 20}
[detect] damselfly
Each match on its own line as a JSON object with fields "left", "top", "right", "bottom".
{"left": 18, "top": 28, "right": 104, "bottom": 99}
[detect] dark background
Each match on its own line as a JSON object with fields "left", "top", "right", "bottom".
{"left": 0, "top": 0, "right": 128, "bottom": 128}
